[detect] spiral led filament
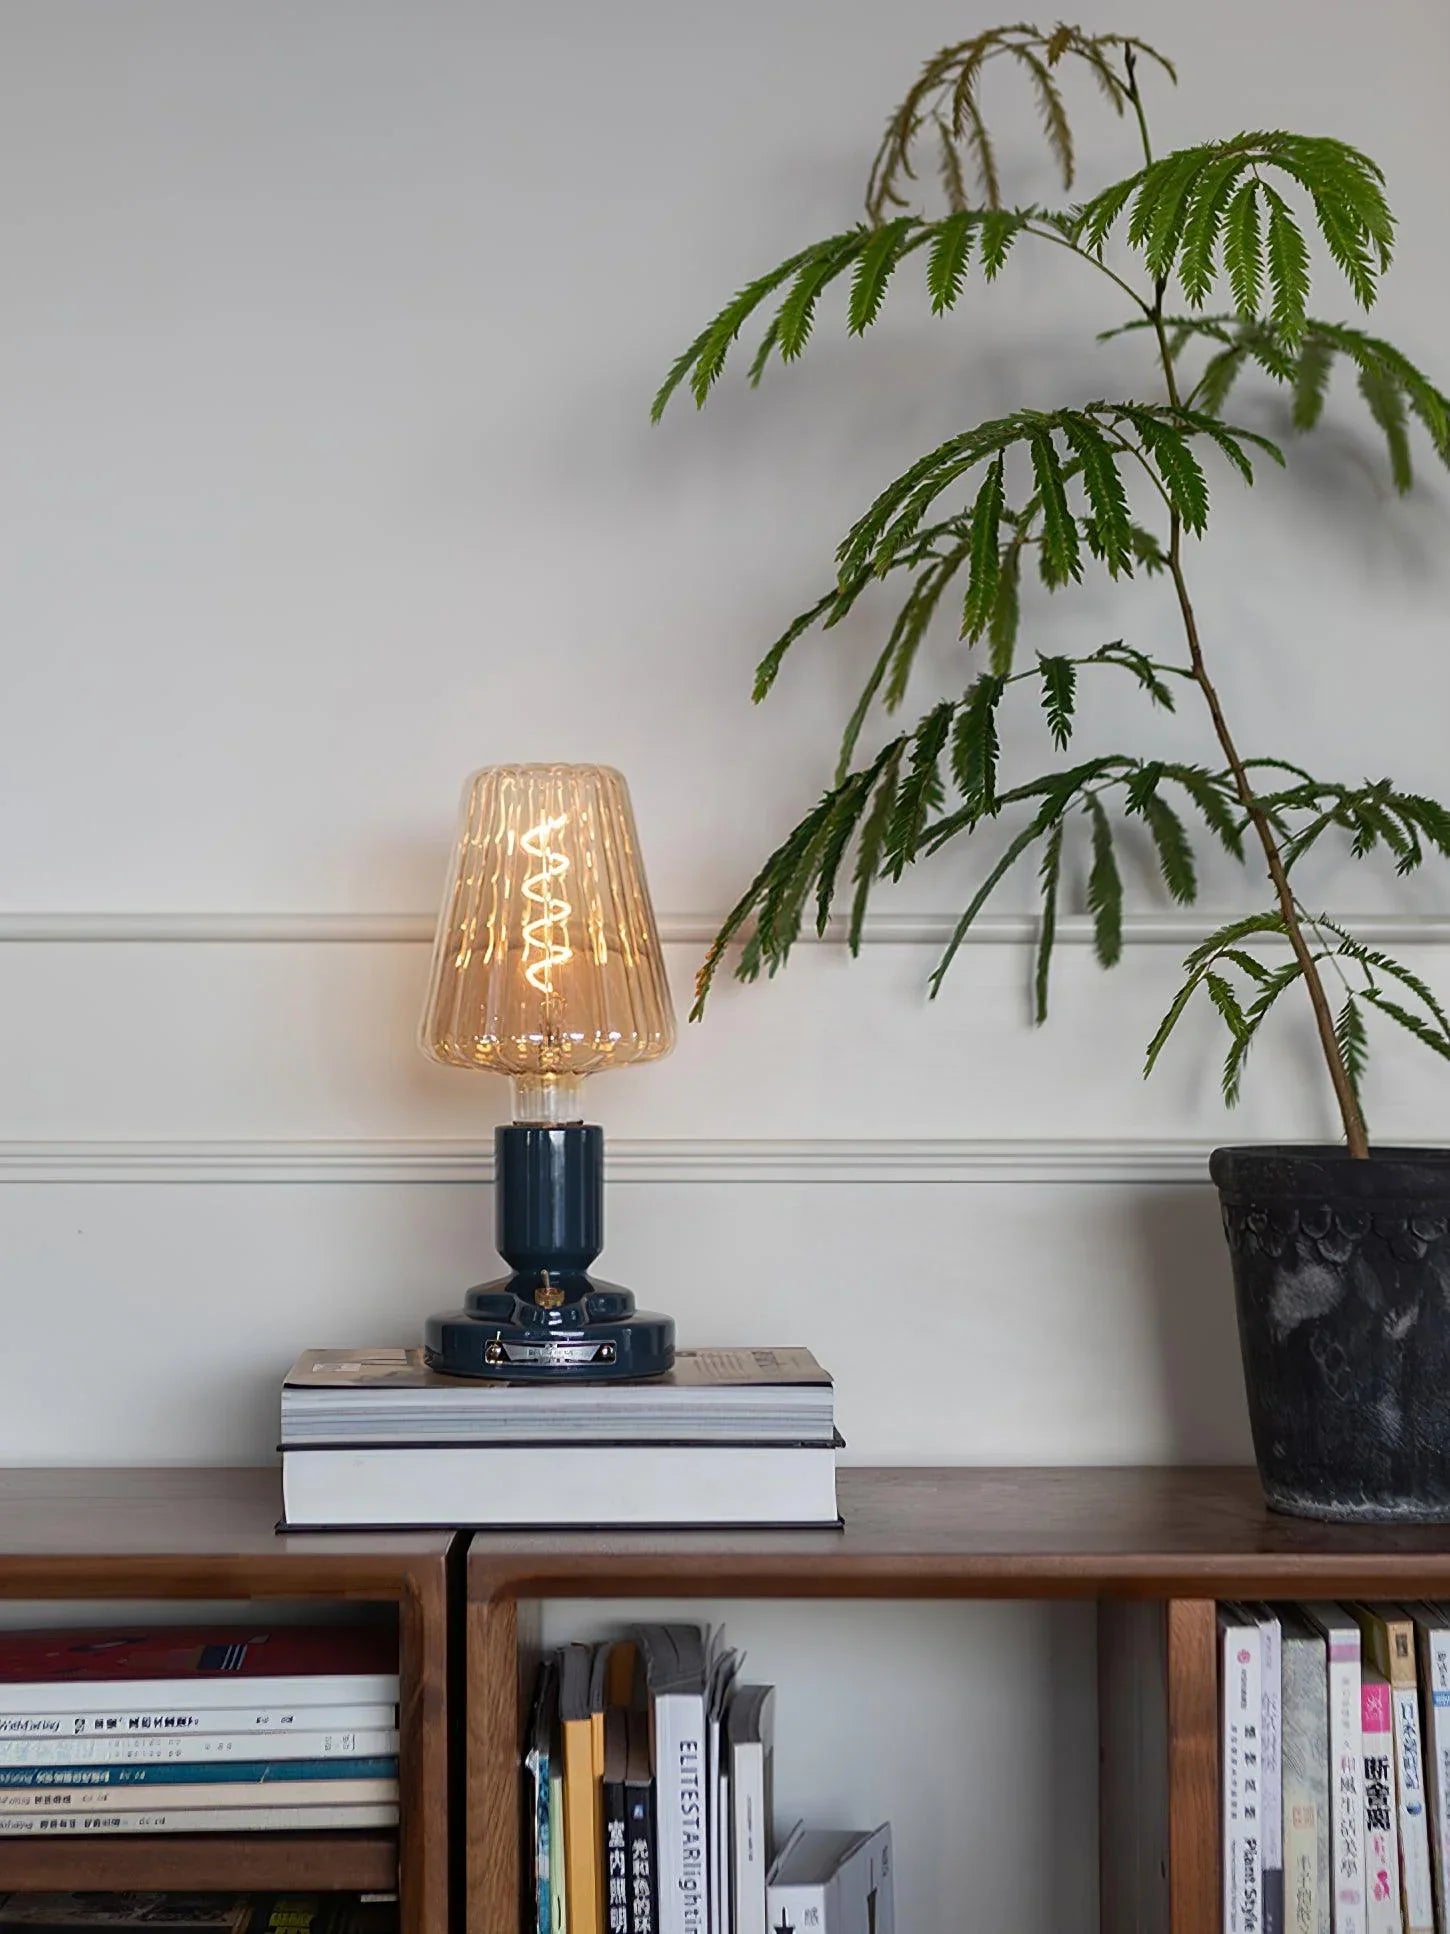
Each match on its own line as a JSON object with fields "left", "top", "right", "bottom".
{"left": 520, "top": 813, "right": 573, "bottom": 997}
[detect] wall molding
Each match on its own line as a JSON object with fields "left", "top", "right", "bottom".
{"left": 2, "top": 910, "right": 1449, "bottom": 948}
{"left": 0, "top": 1137, "right": 1220, "bottom": 1186}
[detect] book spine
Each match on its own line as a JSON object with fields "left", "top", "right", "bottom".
{"left": 1418, "top": 1624, "right": 1450, "bottom": 1934}
{"left": 1390, "top": 1683, "right": 1434, "bottom": 1934}
{"left": 0, "top": 1702, "right": 398, "bottom": 1738}
{"left": 1223, "top": 1618, "right": 1264, "bottom": 1934}
{"left": 0, "top": 1800, "right": 399, "bottom": 1834}
{"left": 627, "top": 1785, "right": 657, "bottom": 1934}
{"left": 1262, "top": 1617, "right": 1284, "bottom": 1934}
{"left": 653, "top": 1691, "right": 706, "bottom": 1934}
{"left": 0, "top": 1775, "right": 397, "bottom": 1811}
{"left": 550, "top": 1765, "right": 569, "bottom": 1934}
{"left": 0, "top": 1754, "right": 396, "bottom": 1789}
{"left": 563, "top": 1714, "right": 602, "bottom": 1934}
{"left": 526, "top": 1738, "right": 549, "bottom": 1934}
{"left": 1362, "top": 1682, "right": 1404, "bottom": 1934}
{"left": 1327, "top": 1629, "right": 1367, "bottom": 1934}
{"left": 1282, "top": 1635, "right": 1329, "bottom": 1934}
{"left": 0, "top": 1726, "right": 399, "bottom": 1767}
{"left": 0, "top": 1674, "right": 399, "bottom": 1715}
{"left": 603, "top": 1777, "right": 630, "bottom": 1934}
{"left": 730, "top": 1742, "right": 767, "bottom": 1934}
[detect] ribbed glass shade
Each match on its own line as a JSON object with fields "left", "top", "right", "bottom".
{"left": 419, "top": 764, "right": 675, "bottom": 1120}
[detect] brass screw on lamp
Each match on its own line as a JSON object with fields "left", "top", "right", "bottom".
{"left": 419, "top": 763, "right": 677, "bottom": 1380}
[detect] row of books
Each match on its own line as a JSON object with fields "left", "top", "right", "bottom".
{"left": 525, "top": 1622, "right": 892, "bottom": 1934}
{"left": 1219, "top": 1600, "right": 1450, "bottom": 1934}
{"left": 0, "top": 1625, "right": 400, "bottom": 1837}
{"left": 281, "top": 1347, "right": 839, "bottom": 1529}
{"left": 0, "top": 1896, "right": 394, "bottom": 1931}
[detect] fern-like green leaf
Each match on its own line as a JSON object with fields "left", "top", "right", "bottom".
{"left": 777, "top": 232, "right": 870, "bottom": 359}
{"left": 1037, "top": 655, "right": 1077, "bottom": 750}
{"left": 1090, "top": 642, "right": 1180, "bottom": 709}
{"left": 1335, "top": 995, "right": 1370, "bottom": 1105}
{"left": 1034, "top": 817, "right": 1064, "bottom": 1024}
{"left": 1029, "top": 429, "right": 1081, "bottom": 585}
{"left": 1223, "top": 957, "right": 1303, "bottom": 1103}
{"left": 1357, "top": 358, "right": 1414, "bottom": 492}
{"left": 979, "top": 207, "right": 1021, "bottom": 280}
{"left": 1085, "top": 795, "right": 1123, "bottom": 968}
{"left": 1058, "top": 412, "right": 1133, "bottom": 575}
{"left": 950, "top": 673, "right": 1005, "bottom": 812}
{"left": 1121, "top": 409, "right": 1210, "bottom": 531}
{"left": 929, "top": 797, "right": 1061, "bottom": 994}
{"left": 1165, "top": 763, "right": 1246, "bottom": 859}
{"left": 1019, "top": 49, "right": 1074, "bottom": 189}
{"left": 1141, "top": 792, "right": 1199, "bottom": 903}
{"left": 960, "top": 459, "right": 1005, "bottom": 641}
{"left": 1262, "top": 184, "right": 1310, "bottom": 339}
{"left": 1205, "top": 970, "right": 1249, "bottom": 1042}
{"left": 849, "top": 218, "right": 918, "bottom": 335}
{"left": 1178, "top": 152, "right": 1244, "bottom": 305}
{"left": 752, "top": 590, "right": 839, "bottom": 702}
{"left": 884, "top": 701, "right": 952, "bottom": 878}
{"left": 847, "top": 742, "right": 905, "bottom": 953}
{"left": 927, "top": 209, "right": 975, "bottom": 312}
{"left": 1363, "top": 989, "right": 1450, "bottom": 1064}
{"left": 988, "top": 539, "right": 1022, "bottom": 675}
{"left": 652, "top": 246, "right": 817, "bottom": 419}
{"left": 1291, "top": 331, "right": 1334, "bottom": 430}
{"left": 1222, "top": 180, "right": 1263, "bottom": 316}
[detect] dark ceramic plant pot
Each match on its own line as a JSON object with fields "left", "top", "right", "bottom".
{"left": 1213, "top": 1145, "right": 1450, "bottom": 1521}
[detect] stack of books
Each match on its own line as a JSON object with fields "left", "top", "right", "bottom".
{"left": 522, "top": 1619, "right": 892, "bottom": 1934}
{"left": 280, "top": 1346, "right": 840, "bottom": 1530}
{"left": 0, "top": 1897, "right": 396, "bottom": 1931}
{"left": 1217, "top": 1598, "right": 1450, "bottom": 1933}
{"left": 0, "top": 1626, "right": 400, "bottom": 1838}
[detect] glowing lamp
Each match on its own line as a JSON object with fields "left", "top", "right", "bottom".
{"left": 419, "top": 764, "right": 676, "bottom": 1379}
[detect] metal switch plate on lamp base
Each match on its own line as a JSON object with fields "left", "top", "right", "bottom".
{"left": 416, "top": 764, "right": 678, "bottom": 1382}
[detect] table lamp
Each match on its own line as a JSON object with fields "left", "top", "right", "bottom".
{"left": 418, "top": 763, "right": 677, "bottom": 1380}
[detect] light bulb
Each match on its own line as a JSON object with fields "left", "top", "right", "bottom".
{"left": 419, "top": 764, "right": 676, "bottom": 1124}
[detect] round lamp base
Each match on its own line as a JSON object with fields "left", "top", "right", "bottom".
{"left": 424, "top": 1294, "right": 675, "bottom": 1382}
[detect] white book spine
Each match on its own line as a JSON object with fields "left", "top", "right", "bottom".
{"left": 0, "top": 1775, "right": 395, "bottom": 1812}
{"left": 0, "top": 1702, "right": 397, "bottom": 1738}
{"left": 1418, "top": 1622, "right": 1450, "bottom": 1934}
{"left": 1390, "top": 1683, "right": 1434, "bottom": 1934}
{"left": 1224, "top": 1615, "right": 1265, "bottom": 1934}
{"left": 1262, "top": 1616, "right": 1285, "bottom": 1934}
{"left": 654, "top": 1690, "right": 707, "bottom": 1934}
{"left": 1282, "top": 1628, "right": 1329, "bottom": 1934}
{"left": 0, "top": 1674, "right": 397, "bottom": 1715}
{"left": 1326, "top": 1628, "right": 1367, "bottom": 1934}
{"left": 0, "top": 1727, "right": 398, "bottom": 1767}
{"left": 1362, "top": 1680, "right": 1404, "bottom": 1934}
{"left": 730, "top": 1743, "right": 767, "bottom": 1934}
{"left": 0, "top": 1800, "right": 398, "bottom": 1835}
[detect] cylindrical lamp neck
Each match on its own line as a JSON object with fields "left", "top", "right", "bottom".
{"left": 510, "top": 1072, "right": 585, "bottom": 1125}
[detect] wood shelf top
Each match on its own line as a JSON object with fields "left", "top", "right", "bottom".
{"left": 0, "top": 1467, "right": 452, "bottom": 1596}
{"left": 466, "top": 1465, "right": 1450, "bottom": 1600}
{"left": 0, "top": 1828, "right": 398, "bottom": 1894}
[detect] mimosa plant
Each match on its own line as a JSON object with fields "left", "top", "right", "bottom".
{"left": 656, "top": 24, "right": 1450, "bottom": 1158}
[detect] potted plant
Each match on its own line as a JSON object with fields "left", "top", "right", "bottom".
{"left": 654, "top": 23, "right": 1450, "bottom": 1520}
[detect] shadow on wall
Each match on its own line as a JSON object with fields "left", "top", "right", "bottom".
{"left": 1134, "top": 1184, "right": 1255, "bottom": 1464}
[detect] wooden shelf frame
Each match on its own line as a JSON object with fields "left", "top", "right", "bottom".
{"left": 0, "top": 1467, "right": 454, "bottom": 1931}
{"left": 465, "top": 1465, "right": 1450, "bottom": 1934}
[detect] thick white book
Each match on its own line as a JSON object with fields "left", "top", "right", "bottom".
{"left": 0, "top": 1726, "right": 398, "bottom": 1768}
{"left": 1281, "top": 1612, "right": 1330, "bottom": 1934}
{"left": 635, "top": 1625, "right": 708, "bottom": 1934}
{"left": 1305, "top": 1604, "right": 1366, "bottom": 1934}
{"left": 0, "top": 1775, "right": 396, "bottom": 1812}
{"left": 1361, "top": 1670, "right": 1405, "bottom": 1934}
{"left": 1222, "top": 1606, "right": 1265, "bottom": 1934}
{"left": 0, "top": 1800, "right": 398, "bottom": 1835}
{"left": 726, "top": 1685, "right": 775, "bottom": 1934}
{"left": 767, "top": 1822, "right": 892, "bottom": 1934}
{"left": 1410, "top": 1606, "right": 1450, "bottom": 1934}
{"left": 282, "top": 1442, "right": 840, "bottom": 1529}
{"left": 0, "top": 1702, "right": 398, "bottom": 1738}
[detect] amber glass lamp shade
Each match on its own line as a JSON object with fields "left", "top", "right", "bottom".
{"left": 419, "top": 764, "right": 676, "bottom": 1124}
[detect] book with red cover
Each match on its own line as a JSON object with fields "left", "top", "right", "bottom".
{"left": 0, "top": 1628, "right": 398, "bottom": 1715}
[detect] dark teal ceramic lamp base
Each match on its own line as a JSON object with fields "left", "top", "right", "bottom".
{"left": 424, "top": 1124, "right": 675, "bottom": 1381}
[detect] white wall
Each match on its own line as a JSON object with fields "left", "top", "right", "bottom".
{"left": 3, "top": 2, "right": 1449, "bottom": 1924}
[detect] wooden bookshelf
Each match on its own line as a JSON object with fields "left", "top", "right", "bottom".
{"left": 0, "top": 1466, "right": 453, "bottom": 1930}
{"left": 465, "top": 1463, "right": 1450, "bottom": 1934}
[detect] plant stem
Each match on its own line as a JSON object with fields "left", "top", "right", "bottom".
{"left": 1146, "top": 343, "right": 1369, "bottom": 1154}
